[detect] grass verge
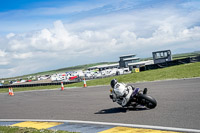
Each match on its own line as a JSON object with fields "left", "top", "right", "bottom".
{"left": 0, "top": 126, "right": 78, "bottom": 133}
{"left": 0, "top": 62, "right": 200, "bottom": 93}
{"left": 0, "top": 85, "right": 61, "bottom": 93}
{"left": 79, "top": 62, "right": 200, "bottom": 86}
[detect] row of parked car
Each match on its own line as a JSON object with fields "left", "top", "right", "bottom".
{"left": 6, "top": 68, "right": 131, "bottom": 84}
{"left": 50, "top": 68, "right": 130, "bottom": 82}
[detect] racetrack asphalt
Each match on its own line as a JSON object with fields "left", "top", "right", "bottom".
{"left": 0, "top": 78, "right": 200, "bottom": 131}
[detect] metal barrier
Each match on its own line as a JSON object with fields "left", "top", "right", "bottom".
{"left": 141, "top": 55, "right": 200, "bottom": 71}
{"left": 0, "top": 79, "right": 81, "bottom": 89}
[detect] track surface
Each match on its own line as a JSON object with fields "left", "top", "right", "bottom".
{"left": 0, "top": 78, "right": 200, "bottom": 130}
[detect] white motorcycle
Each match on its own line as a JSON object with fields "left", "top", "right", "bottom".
{"left": 110, "top": 85, "right": 157, "bottom": 109}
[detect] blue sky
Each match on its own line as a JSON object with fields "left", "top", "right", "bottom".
{"left": 0, "top": 0, "right": 200, "bottom": 78}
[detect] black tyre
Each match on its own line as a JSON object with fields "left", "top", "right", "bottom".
{"left": 138, "top": 94, "right": 157, "bottom": 109}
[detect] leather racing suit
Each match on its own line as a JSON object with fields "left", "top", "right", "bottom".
{"left": 110, "top": 82, "right": 134, "bottom": 107}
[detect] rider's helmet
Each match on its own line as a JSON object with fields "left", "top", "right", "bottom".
{"left": 110, "top": 79, "right": 117, "bottom": 88}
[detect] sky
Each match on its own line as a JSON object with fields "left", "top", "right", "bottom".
{"left": 0, "top": 0, "right": 200, "bottom": 78}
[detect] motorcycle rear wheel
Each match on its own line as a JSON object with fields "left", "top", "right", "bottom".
{"left": 138, "top": 94, "right": 157, "bottom": 109}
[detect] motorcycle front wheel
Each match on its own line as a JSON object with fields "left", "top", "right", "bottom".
{"left": 138, "top": 94, "right": 157, "bottom": 109}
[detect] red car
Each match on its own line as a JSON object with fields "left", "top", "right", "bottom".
{"left": 69, "top": 76, "right": 78, "bottom": 80}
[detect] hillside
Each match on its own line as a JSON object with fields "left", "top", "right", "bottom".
{"left": 1, "top": 51, "right": 200, "bottom": 81}
{"left": 0, "top": 62, "right": 199, "bottom": 93}
{"left": 1, "top": 62, "right": 116, "bottom": 81}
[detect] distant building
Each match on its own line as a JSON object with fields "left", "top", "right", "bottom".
{"left": 88, "top": 53, "right": 154, "bottom": 71}
{"left": 119, "top": 54, "right": 140, "bottom": 69}
{"left": 128, "top": 60, "right": 154, "bottom": 70}
{"left": 152, "top": 50, "right": 172, "bottom": 64}
{"left": 88, "top": 63, "right": 119, "bottom": 71}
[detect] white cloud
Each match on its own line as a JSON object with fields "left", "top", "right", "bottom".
{"left": 13, "top": 52, "right": 33, "bottom": 59}
{"left": 0, "top": 50, "right": 9, "bottom": 66}
{"left": 180, "top": 1, "right": 200, "bottom": 10}
{"left": 1, "top": 1, "right": 200, "bottom": 78}
{"left": 0, "top": 50, "right": 6, "bottom": 57}
{"left": 0, "top": 61, "right": 9, "bottom": 65}
{"left": 6, "top": 33, "right": 15, "bottom": 39}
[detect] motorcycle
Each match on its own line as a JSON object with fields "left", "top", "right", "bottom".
{"left": 110, "top": 87, "right": 157, "bottom": 109}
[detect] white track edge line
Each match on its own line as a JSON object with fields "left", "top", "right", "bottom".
{"left": 0, "top": 119, "right": 200, "bottom": 132}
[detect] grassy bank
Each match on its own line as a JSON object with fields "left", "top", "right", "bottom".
{"left": 77, "top": 62, "right": 200, "bottom": 86}
{"left": 0, "top": 62, "right": 200, "bottom": 93}
{"left": 0, "top": 126, "right": 77, "bottom": 133}
{"left": 0, "top": 85, "right": 61, "bottom": 93}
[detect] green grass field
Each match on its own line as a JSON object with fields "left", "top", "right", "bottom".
{"left": 77, "top": 61, "right": 200, "bottom": 86}
{"left": 0, "top": 62, "right": 199, "bottom": 93}
{"left": 0, "top": 126, "right": 78, "bottom": 133}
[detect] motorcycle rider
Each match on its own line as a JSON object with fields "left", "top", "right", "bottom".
{"left": 109, "top": 79, "right": 148, "bottom": 107}
{"left": 109, "top": 79, "right": 134, "bottom": 107}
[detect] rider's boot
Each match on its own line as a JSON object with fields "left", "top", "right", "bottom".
{"left": 143, "top": 88, "right": 147, "bottom": 94}
{"left": 109, "top": 94, "right": 113, "bottom": 99}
